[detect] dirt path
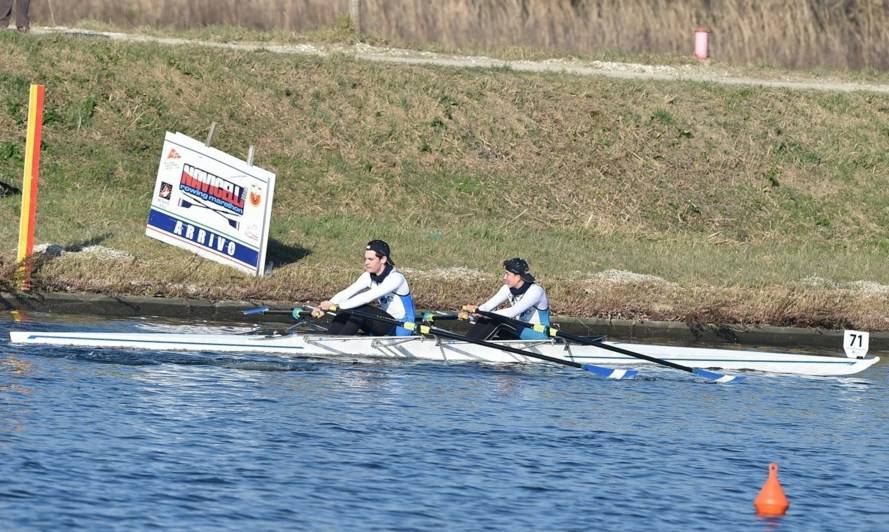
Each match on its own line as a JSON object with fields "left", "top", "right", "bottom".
{"left": 36, "top": 26, "right": 889, "bottom": 95}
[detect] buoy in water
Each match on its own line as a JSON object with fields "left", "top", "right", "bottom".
{"left": 754, "top": 463, "right": 789, "bottom": 516}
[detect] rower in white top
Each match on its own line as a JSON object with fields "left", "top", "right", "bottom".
{"left": 314, "top": 239, "right": 416, "bottom": 336}
{"left": 462, "top": 258, "right": 551, "bottom": 340}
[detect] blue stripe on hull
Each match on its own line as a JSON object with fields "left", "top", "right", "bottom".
{"left": 21, "top": 334, "right": 305, "bottom": 351}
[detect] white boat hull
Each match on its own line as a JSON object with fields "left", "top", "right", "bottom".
{"left": 8, "top": 330, "right": 879, "bottom": 376}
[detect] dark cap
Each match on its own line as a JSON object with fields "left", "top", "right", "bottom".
{"left": 366, "top": 239, "right": 393, "bottom": 264}
{"left": 503, "top": 257, "right": 534, "bottom": 283}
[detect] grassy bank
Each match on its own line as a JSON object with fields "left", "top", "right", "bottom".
{"left": 2, "top": 29, "right": 889, "bottom": 330}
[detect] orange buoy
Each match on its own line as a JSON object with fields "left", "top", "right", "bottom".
{"left": 754, "top": 463, "right": 789, "bottom": 516}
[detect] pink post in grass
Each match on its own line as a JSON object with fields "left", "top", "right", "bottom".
{"left": 694, "top": 27, "right": 710, "bottom": 61}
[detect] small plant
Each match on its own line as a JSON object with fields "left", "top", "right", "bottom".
{"left": 651, "top": 109, "right": 674, "bottom": 126}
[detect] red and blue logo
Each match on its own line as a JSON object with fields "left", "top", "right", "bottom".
{"left": 179, "top": 164, "right": 245, "bottom": 216}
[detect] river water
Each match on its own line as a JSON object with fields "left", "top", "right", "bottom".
{"left": 2, "top": 313, "right": 887, "bottom": 531}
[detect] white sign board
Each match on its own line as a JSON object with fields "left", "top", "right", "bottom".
{"left": 843, "top": 330, "right": 869, "bottom": 359}
{"left": 145, "top": 132, "right": 275, "bottom": 276}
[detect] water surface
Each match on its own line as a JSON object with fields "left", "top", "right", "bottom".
{"left": 2, "top": 313, "right": 887, "bottom": 530}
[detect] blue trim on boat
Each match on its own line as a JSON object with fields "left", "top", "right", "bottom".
{"left": 22, "top": 334, "right": 306, "bottom": 351}
{"left": 564, "top": 354, "right": 859, "bottom": 365}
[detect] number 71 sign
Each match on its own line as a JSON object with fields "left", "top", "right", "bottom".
{"left": 843, "top": 330, "right": 869, "bottom": 359}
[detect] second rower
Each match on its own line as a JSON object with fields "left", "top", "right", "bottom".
{"left": 462, "top": 257, "right": 550, "bottom": 340}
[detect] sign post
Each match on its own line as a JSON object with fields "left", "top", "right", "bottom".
{"left": 16, "top": 84, "right": 45, "bottom": 291}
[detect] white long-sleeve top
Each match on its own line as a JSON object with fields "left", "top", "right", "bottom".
{"left": 478, "top": 283, "right": 549, "bottom": 324}
{"left": 329, "top": 268, "right": 413, "bottom": 320}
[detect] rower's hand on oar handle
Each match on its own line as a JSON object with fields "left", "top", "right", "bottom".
{"left": 459, "top": 305, "right": 475, "bottom": 321}
{"left": 312, "top": 301, "right": 336, "bottom": 319}
{"left": 459, "top": 304, "right": 479, "bottom": 320}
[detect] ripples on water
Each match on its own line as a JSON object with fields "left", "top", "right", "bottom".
{"left": 1, "top": 314, "right": 888, "bottom": 530}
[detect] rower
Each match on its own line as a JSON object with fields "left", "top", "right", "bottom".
{"left": 313, "top": 239, "right": 416, "bottom": 336}
{"left": 462, "top": 258, "right": 550, "bottom": 341}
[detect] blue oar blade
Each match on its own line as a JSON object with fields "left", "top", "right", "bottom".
{"left": 692, "top": 368, "right": 745, "bottom": 383}
{"left": 582, "top": 364, "right": 638, "bottom": 380}
{"left": 242, "top": 306, "right": 271, "bottom": 316}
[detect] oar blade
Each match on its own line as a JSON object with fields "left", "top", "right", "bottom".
{"left": 242, "top": 306, "right": 271, "bottom": 316}
{"left": 692, "top": 368, "right": 745, "bottom": 384}
{"left": 582, "top": 364, "right": 638, "bottom": 380}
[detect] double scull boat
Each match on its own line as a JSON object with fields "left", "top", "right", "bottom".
{"left": 7, "top": 329, "right": 879, "bottom": 376}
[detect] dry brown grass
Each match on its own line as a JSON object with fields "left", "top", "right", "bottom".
{"left": 31, "top": 0, "right": 889, "bottom": 70}
{"left": 0, "top": 256, "right": 16, "bottom": 292}
{"left": 17, "top": 251, "right": 889, "bottom": 330}
{"left": 36, "top": 0, "right": 346, "bottom": 32}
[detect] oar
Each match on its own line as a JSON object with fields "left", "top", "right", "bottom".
{"left": 241, "top": 305, "right": 460, "bottom": 323}
{"left": 242, "top": 305, "right": 271, "bottom": 316}
{"left": 320, "top": 306, "right": 636, "bottom": 380}
{"left": 476, "top": 310, "right": 743, "bottom": 383}
{"left": 240, "top": 306, "right": 323, "bottom": 334}
{"left": 242, "top": 305, "right": 298, "bottom": 317}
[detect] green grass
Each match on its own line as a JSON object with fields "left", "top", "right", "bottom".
{"left": 2, "top": 29, "right": 889, "bottom": 329}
